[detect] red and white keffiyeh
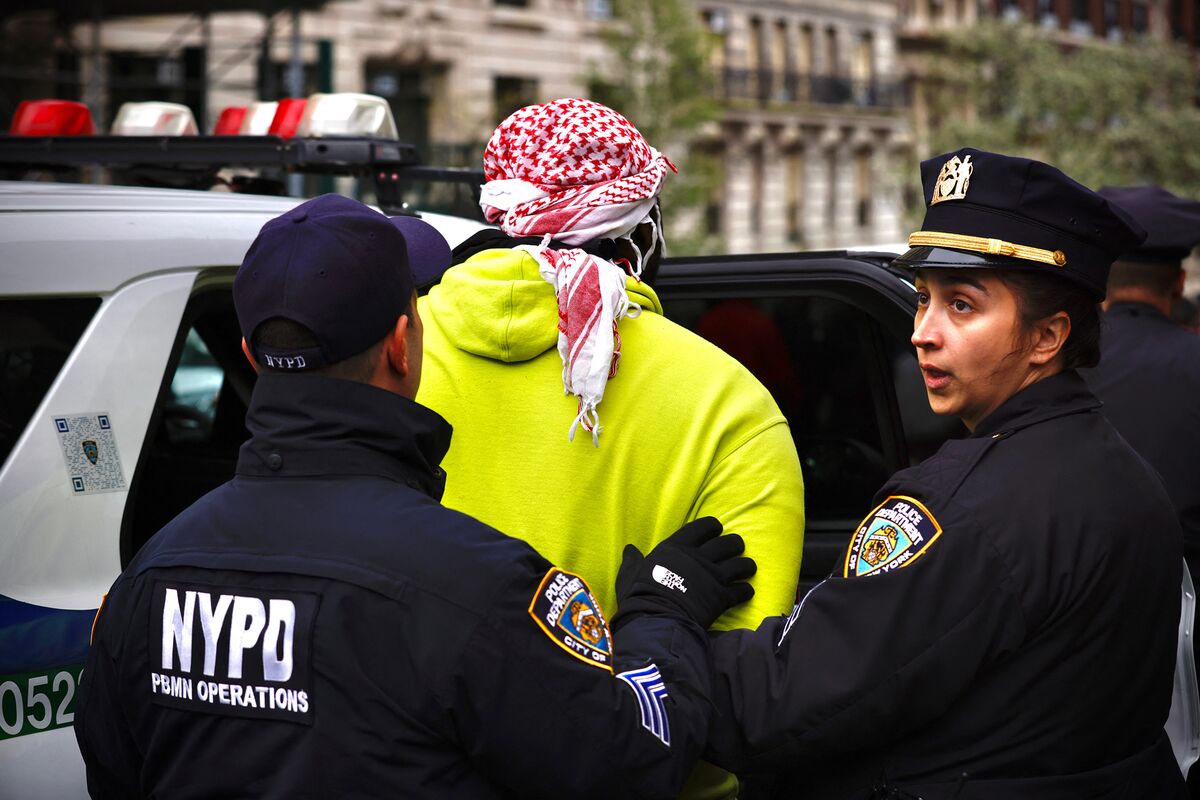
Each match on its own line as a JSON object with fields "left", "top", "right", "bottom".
{"left": 479, "top": 98, "right": 677, "bottom": 445}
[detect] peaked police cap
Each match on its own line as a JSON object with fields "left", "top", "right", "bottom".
{"left": 1097, "top": 185, "right": 1200, "bottom": 264}
{"left": 894, "top": 148, "right": 1146, "bottom": 301}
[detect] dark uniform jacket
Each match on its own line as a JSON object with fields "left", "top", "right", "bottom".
{"left": 1083, "top": 301, "right": 1200, "bottom": 575}
{"left": 75, "top": 375, "right": 711, "bottom": 799}
{"left": 705, "top": 371, "right": 1185, "bottom": 799}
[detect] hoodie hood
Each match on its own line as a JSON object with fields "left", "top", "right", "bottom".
{"left": 422, "top": 247, "right": 663, "bottom": 363}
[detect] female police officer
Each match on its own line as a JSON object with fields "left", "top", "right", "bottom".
{"left": 674, "top": 149, "right": 1187, "bottom": 798}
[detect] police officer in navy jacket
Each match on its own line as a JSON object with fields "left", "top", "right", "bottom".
{"left": 1083, "top": 186, "right": 1200, "bottom": 585}
{"left": 74, "top": 194, "right": 755, "bottom": 799}
{"left": 694, "top": 151, "right": 1187, "bottom": 798}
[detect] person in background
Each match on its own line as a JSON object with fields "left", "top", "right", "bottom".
{"left": 416, "top": 98, "right": 805, "bottom": 798}
{"left": 1084, "top": 186, "right": 1200, "bottom": 584}
{"left": 74, "top": 194, "right": 754, "bottom": 800}
{"left": 648, "top": 150, "right": 1186, "bottom": 798}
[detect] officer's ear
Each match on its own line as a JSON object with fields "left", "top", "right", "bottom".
{"left": 385, "top": 317, "right": 411, "bottom": 378}
{"left": 1028, "top": 311, "right": 1071, "bottom": 367}
{"left": 241, "top": 338, "right": 261, "bottom": 374}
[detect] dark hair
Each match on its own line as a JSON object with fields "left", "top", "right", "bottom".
{"left": 995, "top": 268, "right": 1101, "bottom": 370}
{"left": 1108, "top": 259, "right": 1181, "bottom": 296}
{"left": 252, "top": 317, "right": 390, "bottom": 382}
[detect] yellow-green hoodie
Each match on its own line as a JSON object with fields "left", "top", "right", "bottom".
{"left": 418, "top": 247, "right": 805, "bottom": 630}
{"left": 418, "top": 247, "right": 805, "bottom": 799}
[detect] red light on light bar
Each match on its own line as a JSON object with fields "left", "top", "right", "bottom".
{"left": 267, "top": 98, "right": 307, "bottom": 139}
{"left": 213, "top": 106, "right": 247, "bottom": 135}
{"left": 10, "top": 99, "right": 96, "bottom": 136}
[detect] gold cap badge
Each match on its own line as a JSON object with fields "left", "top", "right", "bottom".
{"left": 931, "top": 155, "right": 973, "bottom": 205}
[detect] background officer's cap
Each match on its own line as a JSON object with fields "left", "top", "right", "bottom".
{"left": 234, "top": 193, "right": 451, "bottom": 371}
{"left": 1096, "top": 185, "right": 1200, "bottom": 264}
{"left": 894, "top": 148, "right": 1145, "bottom": 301}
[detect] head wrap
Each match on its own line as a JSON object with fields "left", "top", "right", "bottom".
{"left": 479, "top": 98, "right": 676, "bottom": 445}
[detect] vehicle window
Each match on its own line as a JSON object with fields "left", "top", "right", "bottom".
{"left": 0, "top": 297, "right": 101, "bottom": 467}
{"left": 122, "top": 289, "right": 255, "bottom": 564}
{"left": 670, "top": 295, "right": 895, "bottom": 522}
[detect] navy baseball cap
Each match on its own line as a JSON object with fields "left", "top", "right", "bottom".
{"left": 894, "top": 148, "right": 1146, "bottom": 301}
{"left": 234, "top": 193, "right": 451, "bottom": 370}
{"left": 1097, "top": 186, "right": 1200, "bottom": 264}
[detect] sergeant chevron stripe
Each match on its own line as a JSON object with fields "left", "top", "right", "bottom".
{"left": 617, "top": 664, "right": 670, "bottom": 747}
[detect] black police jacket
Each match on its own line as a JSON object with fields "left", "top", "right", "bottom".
{"left": 75, "top": 374, "right": 712, "bottom": 799}
{"left": 704, "top": 371, "right": 1186, "bottom": 799}
{"left": 1083, "top": 301, "right": 1200, "bottom": 572}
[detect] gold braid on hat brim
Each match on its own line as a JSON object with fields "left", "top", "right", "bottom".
{"left": 907, "top": 231, "right": 1067, "bottom": 267}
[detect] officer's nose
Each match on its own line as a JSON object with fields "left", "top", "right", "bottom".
{"left": 911, "top": 308, "right": 941, "bottom": 350}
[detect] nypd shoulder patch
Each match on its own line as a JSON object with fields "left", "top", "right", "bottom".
{"left": 528, "top": 568, "right": 613, "bottom": 672}
{"left": 843, "top": 495, "right": 943, "bottom": 578}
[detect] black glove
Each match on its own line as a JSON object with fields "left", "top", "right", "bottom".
{"left": 612, "top": 517, "right": 756, "bottom": 632}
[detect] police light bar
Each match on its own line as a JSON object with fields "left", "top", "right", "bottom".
{"left": 267, "top": 98, "right": 307, "bottom": 139}
{"left": 212, "top": 106, "right": 247, "bottom": 135}
{"left": 296, "top": 93, "right": 398, "bottom": 139}
{"left": 239, "top": 101, "right": 278, "bottom": 135}
{"left": 9, "top": 100, "right": 96, "bottom": 136}
{"left": 111, "top": 102, "right": 198, "bottom": 136}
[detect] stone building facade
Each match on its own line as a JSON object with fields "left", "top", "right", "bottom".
{"left": 7, "top": 0, "right": 910, "bottom": 253}
{"left": 697, "top": 0, "right": 909, "bottom": 251}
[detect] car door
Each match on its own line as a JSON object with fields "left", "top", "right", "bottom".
{"left": 655, "top": 251, "right": 963, "bottom": 592}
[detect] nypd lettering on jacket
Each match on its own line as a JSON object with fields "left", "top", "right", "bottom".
{"left": 844, "top": 495, "right": 943, "bottom": 578}
{"left": 150, "top": 581, "right": 317, "bottom": 723}
{"left": 528, "top": 569, "right": 613, "bottom": 672}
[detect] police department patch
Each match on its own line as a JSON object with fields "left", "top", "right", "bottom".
{"left": 844, "top": 495, "right": 943, "bottom": 578}
{"left": 529, "top": 569, "right": 613, "bottom": 672}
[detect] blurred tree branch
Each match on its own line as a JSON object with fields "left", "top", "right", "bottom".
{"left": 586, "top": 0, "right": 724, "bottom": 255}
{"left": 927, "top": 20, "right": 1200, "bottom": 196}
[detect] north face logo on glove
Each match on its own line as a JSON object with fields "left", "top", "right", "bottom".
{"left": 651, "top": 565, "right": 687, "bottom": 593}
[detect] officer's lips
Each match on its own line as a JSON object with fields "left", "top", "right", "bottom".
{"left": 920, "top": 363, "right": 952, "bottom": 390}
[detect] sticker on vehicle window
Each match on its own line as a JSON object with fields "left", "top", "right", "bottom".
{"left": 52, "top": 412, "right": 126, "bottom": 494}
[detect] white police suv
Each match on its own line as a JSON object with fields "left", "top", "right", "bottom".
{"left": 0, "top": 94, "right": 488, "bottom": 797}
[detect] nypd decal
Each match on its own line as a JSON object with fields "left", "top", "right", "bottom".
{"left": 53, "top": 412, "right": 126, "bottom": 494}
{"left": 844, "top": 495, "right": 943, "bottom": 578}
{"left": 528, "top": 569, "right": 613, "bottom": 672}
{"left": 149, "top": 581, "right": 318, "bottom": 724}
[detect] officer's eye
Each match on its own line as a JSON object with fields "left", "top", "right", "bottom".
{"left": 951, "top": 299, "right": 972, "bottom": 313}
{"left": 916, "top": 291, "right": 930, "bottom": 306}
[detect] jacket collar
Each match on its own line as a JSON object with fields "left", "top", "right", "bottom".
{"left": 972, "top": 370, "right": 1101, "bottom": 439}
{"left": 1106, "top": 300, "right": 1169, "bottom": 322}
{"left": 237, "top": 374, "right": 451, "bottom": 500}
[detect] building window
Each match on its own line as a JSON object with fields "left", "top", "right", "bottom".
{"left": 1000, "top": 0, "right": 1025, "bottom": 21}
{"left": 493, "top": 76, "right": 538, "bottom": 123}
{"left": 787, "top": 149, "right": 805, "bottom": 243}
{"left": 495, "top": 0, "right": 529, "bottom": 6}
{"left": 1170, "top": 0, "right": 1187, "bottom": 39}
{"left": 824, "top": 26, "right": 839, "bottom": 74}
{"left": 1037, "top": 0, "right": 1059, "bottom": 27}
{"left": 799, "top": 24, "right": 815, "bottom": 74}
{"left": 585, "top": 0, "right": 612, "bottom": 18}
{"left": 1105, "top": 0, "right": 1122, "bottom": 38}
{"left": 1070, "top": 0, "right": 1093, "bottom": 33}
{"left": 751, "top": 144, "right": 764, "bottom": 235}
{"left": 703, "top": 10, "right": 728, "bottom": 70}
{"left": 855, "top": 150, "right": 872, "bottom": 228}
{"left": 1132, "top": 0, "right": 1148, "bottom": 33}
